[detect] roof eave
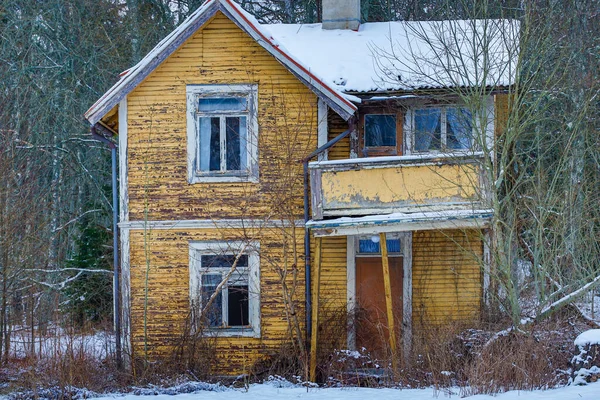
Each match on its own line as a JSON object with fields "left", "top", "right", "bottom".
{"left": 85, "top": 0, "right": 357, "bottom": 125}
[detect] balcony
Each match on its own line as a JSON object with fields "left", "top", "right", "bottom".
{"left": 309, "top": 152, "right": 488, "bottom": 220}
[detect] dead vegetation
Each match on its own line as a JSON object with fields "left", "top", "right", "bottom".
{"left": 0, "top": 306, "right": 595, "bottom": 397}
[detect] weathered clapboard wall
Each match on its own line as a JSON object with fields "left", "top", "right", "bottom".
{"left": 312, "top": 236, "right": 348, "bottom": 353}
{"left": 412, "top": 229, "right": 483, "bottom": 326}
{"left": 129, "top": 227, "right": 305, "bottom": 373}
{"left": 127, "top": 11, "right": 317, "bottom": 222}
{"left": 125, "top": 11, "right": 317, "bottom": 373}
{"left": 327, "top": 109, "right": 350, "bottom": 160}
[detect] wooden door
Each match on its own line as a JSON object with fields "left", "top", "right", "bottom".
{"left": 355, "top": 256, "right": 403, "bottom": 357}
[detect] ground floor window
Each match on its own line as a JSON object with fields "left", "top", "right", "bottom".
{"left": 189, "top": 241, "right": 260, "bottom": 337}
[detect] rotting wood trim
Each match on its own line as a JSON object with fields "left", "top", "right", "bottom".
{"left": 308, "top": 151, "right": 485, "bottom": 172}
{"left": 118, "top": 96, "right": 131, "bottom": 366}
{"left": 309, "top": 215, "right": 492, "bottom": 238}
{"left": 119, "top": 219, "right": 306, "bottom": 230}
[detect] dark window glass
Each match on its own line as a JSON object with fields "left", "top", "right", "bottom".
{"left": 201, "top": 254, "right": 248, "bottom": 269}
{"left": 201, "top": 274, "right": 222, "bottom": 327}
{"left": 414, "top": 108, "right": 441, "bottom": 152}
{"left": 446, "top": 108, "right": 473, "bottom": 150}
{"left": 358, "top": 239, "right": 401, "bottom": 254}
{"left": 209, "top": 117, "right": 220, "bottom": 171}
{"left": 226, "top": 117, "right": 241, "bottom": 170}
{"left": 365, "top": 115, "right": 396, "bottom": 147}
{"left": 228, "top": 285, "right": 249, "bottom": 326}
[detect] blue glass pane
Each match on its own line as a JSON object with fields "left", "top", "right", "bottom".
{"left": 201, "top": 274, "right": 222, "bottom": 327}
{"left": 358, "top": 239, "right": 401, "bottom": 254}
{"left": 225, "top": 116, "right": 247, "bottom": 171}
{"left": 387, "top": 239, "right": 401, "bottom": 253}
{"left": 199, "top": 97, "right": 247, "bottom": 112}
{"left": 415, "top": 108, "right": 441, "bottom": 152}
{"left": 359, "top": 239, "right": 380, "bottom": 253}
{"left": 199, "top": 117, "right": 220, "bottom": 171}
{"left": 447, "top": 108, "right": 473, "bottom": 150}
{"left": 365, "top": 115, "right": 396, "bottom": 147}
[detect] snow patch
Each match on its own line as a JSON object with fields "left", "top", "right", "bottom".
{"left": 575, "top": 329, "right": 600, "bottom": 347}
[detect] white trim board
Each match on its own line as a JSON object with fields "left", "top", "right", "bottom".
{"left": 117, "top": 96, "right": 131, "bottom": 363}
{"left": 120, "top": 219, "right": 306, "bottom": 230}
{"left": 317, "top": 99, "right": 328, "bottom": 161}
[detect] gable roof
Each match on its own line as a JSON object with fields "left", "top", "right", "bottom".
{"left": 85, "top": 0, "right": 358, "bottom": 125}
{"left": 86, "top": 0, "right": 519, "bottom": 126}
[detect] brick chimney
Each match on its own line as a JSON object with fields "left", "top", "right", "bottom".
{"left": 322, "top": 0, "right": 360, "bottom": 30}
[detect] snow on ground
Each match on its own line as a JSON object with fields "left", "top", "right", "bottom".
{"left": 8, "top": 328, "right": 113, "bottom": 359}
{"left": 90, "top": 381, "right": 600, "bottom": 400}
{"left": 575, "top": 329, "right": 600, "bottom": 347}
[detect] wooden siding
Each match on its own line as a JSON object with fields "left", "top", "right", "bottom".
{"left": 127, "top": 12, "right": 318, "bottom": 221}
{"left": 412, "top": 229, "right": 483, "bottom": 326}
{"left": 312, "top": 236, "right": 348, "bottom": 352}
{"left": 327, "top": 108, "right": 350, "bottom": 160}
{"left": 128, "top": 226, "right": 306, "bottom": 374}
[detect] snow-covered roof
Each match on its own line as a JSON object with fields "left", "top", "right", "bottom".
{"left": 85, "top": 0, "right": 519, "bottom": 126}
{"left": 267, "top": 18, "right": 519, "bottom": 93}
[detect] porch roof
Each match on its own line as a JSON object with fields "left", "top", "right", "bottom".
{"left": 306, "top": 209, "right": 493, "bottom": 237}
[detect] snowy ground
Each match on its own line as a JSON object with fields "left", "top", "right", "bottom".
{"left": 8, "top": 327, "right": 113, "bottom": 359}
{"left": 91, "top": 381, "right": 600, "bottom": 400}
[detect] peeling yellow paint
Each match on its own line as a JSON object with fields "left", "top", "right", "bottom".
{"left": 320, "top": 163, "right": 480, "bottom": 211}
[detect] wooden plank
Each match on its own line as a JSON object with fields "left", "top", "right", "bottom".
{"left": 380, "top": 232, "right": 397, "bottom": 375}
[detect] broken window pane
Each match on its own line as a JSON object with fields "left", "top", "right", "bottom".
{"left": 228, "top": 285, "right": 249, "bottom": 326}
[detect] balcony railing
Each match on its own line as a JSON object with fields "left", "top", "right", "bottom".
{"left": 309, "top": 152, "right": 488, "bottom": 220}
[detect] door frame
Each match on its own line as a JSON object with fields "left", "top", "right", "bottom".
{"left": 347, "top": 232, "right": 412, "bottom": 355}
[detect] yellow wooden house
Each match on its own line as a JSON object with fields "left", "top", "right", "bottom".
{"left": 86, "top": 0, "right": 516, "bottom": 377}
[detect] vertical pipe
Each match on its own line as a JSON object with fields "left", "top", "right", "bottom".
{"left": 309, "top": 237, "right": 322, "bottom": 382}
{"left": 380, "top": 232, "right": 397, "bottom": 375}
{"left": 112, "top": 147, "right": 122, "bottom": 369}
{"left": 303, "top": 162, "right": 312, "bottom": 349}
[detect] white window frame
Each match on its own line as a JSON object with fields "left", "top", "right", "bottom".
{"left": 186, "top": 84, "right": 259, "bottom": 183}
{"left": 189, "top": 240, "right": 260, "bottom": 338}
{"left": 405, "top": 105, "right": 482, "bottom": 155}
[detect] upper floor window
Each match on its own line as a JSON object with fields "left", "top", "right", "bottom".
{"left": 189, "top": 241, "right": 260, "bottom": 337}
{"left": 409, "top": 107, "right": 473, "bottom": 153}
{"left": 361, "top": 112, "right": 402, "bottom": 156}
{"left": 186, "top": 84, "right": 258, "bottom": 183}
